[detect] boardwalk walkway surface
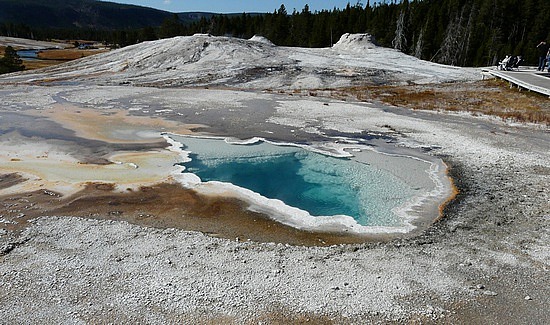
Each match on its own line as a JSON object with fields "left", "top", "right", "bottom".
{"left": 482, "top": 67, "right": 550, "bottom": 97}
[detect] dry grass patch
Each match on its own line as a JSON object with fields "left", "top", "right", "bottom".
{"left": 22, "top": 59, "right": 66, "bottom": 70}
{"left": 23, "top": 48, "right": 108, "bottom": 70}
{"left": 37, "top": 48, "right": 108, "bottom": 60}
{"left": 327, "top": 79, "right": 550, "bottom": 125}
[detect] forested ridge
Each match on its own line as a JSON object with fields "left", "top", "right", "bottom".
{"left": 1, "top": 0, "right": 549, "bottom": 67}
{"left": 0, "top": 0, "right": 173, "bottom": 29}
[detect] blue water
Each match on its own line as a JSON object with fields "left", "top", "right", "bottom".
{"left": 174, "top": 136, "right": 416, "bottom": 226}
{"left": 16, "top": 49, "right": 39, "bottom": 59}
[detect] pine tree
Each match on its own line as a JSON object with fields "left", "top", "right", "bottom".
{"left": 139, "top": 26, "right": 157, "bottom": 42}
{"left": 159, "top": 14, "right": 184, "bottom": 39}
{"left": 270, "top": 5, "right": 290, "bottom": 45}
{"left": 0, "top": 46, "right": 25, "bottom": 74}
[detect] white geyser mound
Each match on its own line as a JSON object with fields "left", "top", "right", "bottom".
{"left": 249, "top": 35, "right": 275, "bottom": 46}
{"left": 333, "top": 33, "right": 378, "bottom": 51}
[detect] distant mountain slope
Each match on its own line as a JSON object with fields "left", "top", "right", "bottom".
{"left": 0, "top": 0, "right": 211, "bottom": 29}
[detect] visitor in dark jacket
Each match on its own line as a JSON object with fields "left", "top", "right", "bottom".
{"left": 536, "top": 41, "right": 549, "bottom": 71}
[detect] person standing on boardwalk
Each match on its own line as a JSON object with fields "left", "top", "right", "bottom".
{"left": 536, "top": 41, "right": 549, "bottom": 71}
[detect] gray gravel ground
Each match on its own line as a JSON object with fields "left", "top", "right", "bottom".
{"left": 2, "top": 33, "right": 548, "bottom": 323}
{"left": 1, "top": 87, "right": 548, "bottom": 324}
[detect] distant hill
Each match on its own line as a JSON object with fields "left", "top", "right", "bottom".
{"left": 0, "top": 0, "right": 214, "bottom": 30}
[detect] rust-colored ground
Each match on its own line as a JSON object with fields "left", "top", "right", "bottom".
{"left": 0, "top": 180, "right": 390, "bottom": 246}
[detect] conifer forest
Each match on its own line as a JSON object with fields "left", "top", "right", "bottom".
{"left": 1, "top": 0, "right": 549, "bottom": 67}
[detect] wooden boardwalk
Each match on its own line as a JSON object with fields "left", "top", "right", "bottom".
{"left": 482, "top": 68, "right": 550, "bottom": 97}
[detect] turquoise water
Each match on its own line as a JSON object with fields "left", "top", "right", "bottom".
{"left": 174, "top": 136, "right": 417, "bottom": 227}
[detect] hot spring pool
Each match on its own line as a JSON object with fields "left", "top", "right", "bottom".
{"left": 169, "top": 135, "right": 444, "bottom": 230}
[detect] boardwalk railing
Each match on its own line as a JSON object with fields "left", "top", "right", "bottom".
{"left": 481, "top": 68, "right": 550, "bottom": 97}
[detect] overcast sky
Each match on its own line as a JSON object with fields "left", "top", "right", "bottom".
{"left": 106, "top": 1, "right": 371, "bottom": 14}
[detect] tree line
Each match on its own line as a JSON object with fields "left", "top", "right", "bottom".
{"left": 2, "top": 0, "right": 549, "bottom": 67}
{"left": 203, "top": 0, "right": 550, "bottom": 67}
